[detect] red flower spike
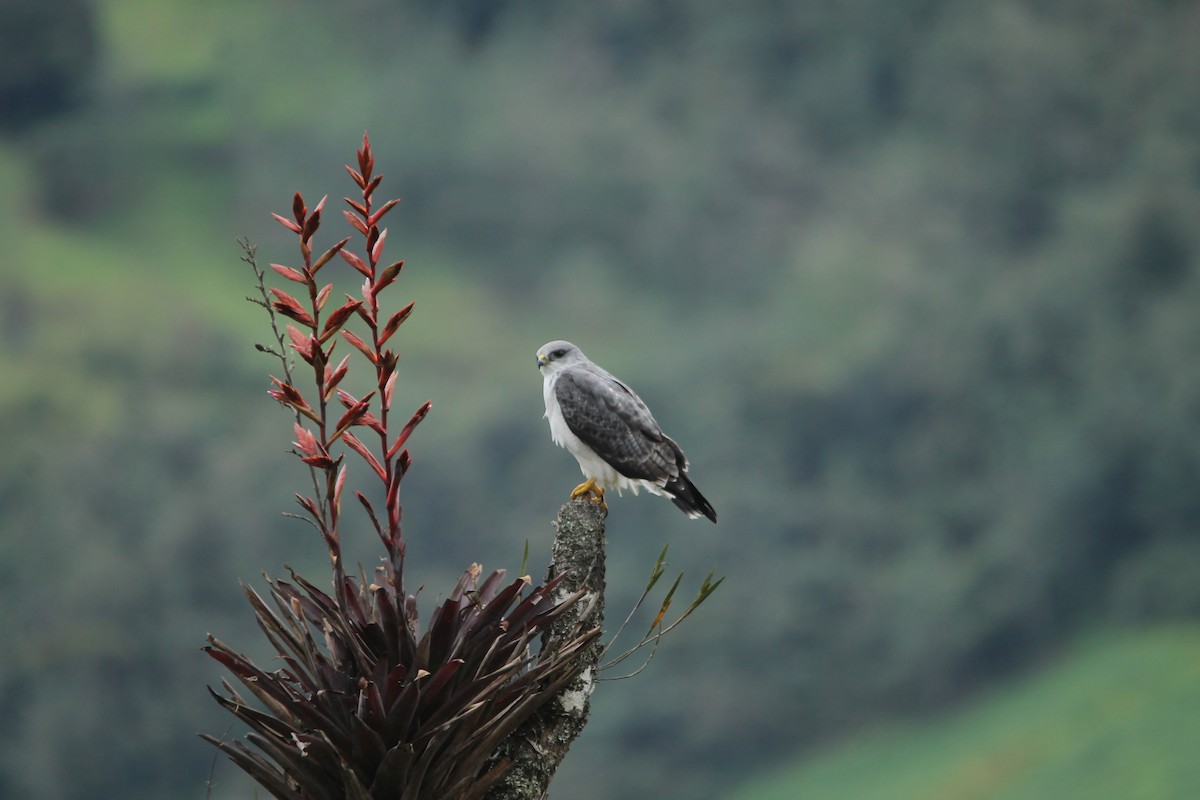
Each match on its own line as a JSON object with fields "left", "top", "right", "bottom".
{"left": 343, "top": 209, "right": 369, "bottom": 236}
{"left": 342, "top": 432, "right": 387, "bottom": 481}
{"left": 341, "top": 330, "right": 377, "bottom": 364}
{"left": 379, "top": 301, "right": 414, "bottom": 345}
{"left": 316, "top": 283, "right": 333, "bottom": 312}
{"left": 269, "top": 263, "right": 309, "bottom": 283}
{"left": 292, "top": 192, "right": 306, "bottom": 225}
{"left": 338, "top": 249, "right": 371, "bottom": 277}
{"left": 271, "top": 213, "right": 302, "bottom": 234}
{"left": 311, "top": 237, "right": 350, "bottom": 274}
{"left": 367, "top": 199, "right": 400, "bottom": 228}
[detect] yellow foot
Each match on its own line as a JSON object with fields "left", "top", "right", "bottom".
{"left": 570, "top": 478, "right": 607, "bottom": 508}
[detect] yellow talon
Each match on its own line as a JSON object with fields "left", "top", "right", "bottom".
{"left": 570, "top": 478, "right": 606, "bottom": 508}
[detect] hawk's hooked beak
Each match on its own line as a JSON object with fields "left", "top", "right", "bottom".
{"left": 536, "top": 352, "right": 548, "bottom": 368}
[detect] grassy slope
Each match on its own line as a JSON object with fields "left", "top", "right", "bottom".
{"left": 728, "top": 626, "right": 1200, "bottom": 800}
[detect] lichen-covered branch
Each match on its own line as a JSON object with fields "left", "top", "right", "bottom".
{"left": 485, "top": 497, "right": 607, "bottom": 800}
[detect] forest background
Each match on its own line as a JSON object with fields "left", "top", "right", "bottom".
{"left": 2, "top": 1, "right": 1199, "bottom": 798}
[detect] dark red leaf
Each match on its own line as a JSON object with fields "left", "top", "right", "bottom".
{"left": 341, "top": 330, "right": 376, "bottom": 363}
{"left": 359, "top": 133, "right": 373, "bottom": 175}
{"left": 332, "top": 394, "right": 373, "bottom": 440}
{"left": 379, "top": 301, "right": 414, "bottom": 345}
{"left": 343, "top": 208, "right": 369, "bottom": 235}
{"left": 315, "top": 283, "right": 333, "bottom": 312}
{"left": 301, "top": 208, "right": 321, "bottom": 241}
{"left": 385, "top": 468, "right": 401, "bottom": 520}
{"left": 320, "top": 299, "right": 362, "bottom": 343}
{"left": 339, "top": 248, "right": 371, "bottom": 277}
{"left": 269, "top": 288, "right": 315, "bottom": 328}
{"left": 368, "top": 198, "right": 400, "bottom": 228}
{"left": 370, "top": 227, "right": 388, "bottom": 264}
{"left": 312, "top": 236, "right": 350, "bottom": 274}
{"left": 387, "top": 401, "right": 432, "bottom": 458}
{"left": 372, "top": 259, "right": 404, "bottom": 295}
{"left": 364, "top": 173, "right": 383, "bottom": 201}
{"left": 323, "top": 355, "right": 351, "bottom": 399}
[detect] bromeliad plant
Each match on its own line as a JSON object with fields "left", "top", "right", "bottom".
{"left": 202, "top": 135, "right": 600, "bottom": 799}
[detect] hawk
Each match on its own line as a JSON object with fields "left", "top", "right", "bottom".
{"left": 536, "top": 340, "right": 717, "bottom": 522}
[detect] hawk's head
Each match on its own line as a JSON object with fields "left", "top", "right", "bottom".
{"left": 536, "top": 340, "right": 586, "bottom": 374}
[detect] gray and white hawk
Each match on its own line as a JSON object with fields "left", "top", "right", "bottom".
{"left": 536, "top": 340, "right": 717, "bottom": 523}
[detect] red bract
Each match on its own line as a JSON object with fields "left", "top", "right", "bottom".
{"left": 269, "top": 263, "right": 308, "bottom": 283}
{"left": 380, "top": 301, "right": 415, "bottom": 345}
{"left": 320, "top": 298, "right": 362, "bottom": 343}
{"left": 271, "top": 212, "right": 301, "bottom": 233}
{"left": 268, "top": 287, "right": 315, "bottom": 327}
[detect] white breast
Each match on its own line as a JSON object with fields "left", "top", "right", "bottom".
{"left": 542, "top": 371, "right": 662, "bottom": 496}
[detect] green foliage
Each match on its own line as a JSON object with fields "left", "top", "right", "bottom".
{"left": 1, "top": 1, "right": 1199, "bottom": 798}
{"left": 0, "top": 0, "right": 99, "bottom": 130}
{"left": 726, "top": 626, "right": 1200, "bottom": 800}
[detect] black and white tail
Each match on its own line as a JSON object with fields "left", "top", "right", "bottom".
{"left": 665, "top": 474, "right": 717, "bottom": 523}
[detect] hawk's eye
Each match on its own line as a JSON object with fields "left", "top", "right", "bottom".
{"left": 551, "top": 348, "right": 566, "bottom": 359}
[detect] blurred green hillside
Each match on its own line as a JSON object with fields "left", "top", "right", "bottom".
{"left": 1, "top": 1, "right": 1199, "bottom": 798}
{"left": 728, "top": 626, "right": 1200, "bottom": 800}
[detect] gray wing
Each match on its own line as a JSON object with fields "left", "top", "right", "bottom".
{"left": 554, "top": 367, "right": 687, "bottom": 485}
